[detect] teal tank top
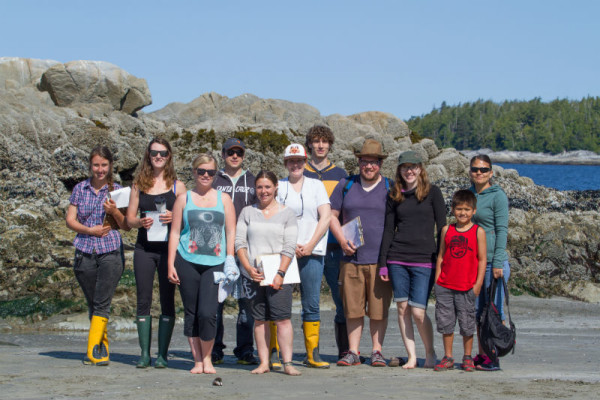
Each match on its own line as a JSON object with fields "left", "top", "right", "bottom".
{"left": 178, "top": 190, "right": 226, "bottom": 266}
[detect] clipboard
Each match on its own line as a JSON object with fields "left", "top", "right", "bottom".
{"left": 256, "top": 254, "right": 301, "bottom": 286}
{"left": 341, "top": 216, "right": 365, "bottom": 249}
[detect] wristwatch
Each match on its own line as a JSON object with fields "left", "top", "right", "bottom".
{"left": 276, "top": 270, "right": 286, "bottom": 278}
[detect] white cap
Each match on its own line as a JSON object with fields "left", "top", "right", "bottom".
{"left": 283, "top": 143, "right": 307, "bottom": 159}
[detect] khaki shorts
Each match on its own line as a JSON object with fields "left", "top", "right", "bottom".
{"left": 340, "top": 262, "right": 392, "bottom": 320}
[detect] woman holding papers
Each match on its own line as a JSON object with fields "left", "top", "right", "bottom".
{"left": 378, "top": 151, "right": 446, "bottom": 369}
{"left": 127, "top": 138, "right": 186, "bottom": 368}
{"left": 167, "top": 153, "right": 237, "bottom": 374}
{"left": 277, "top": 144, "right": 332, "bottom": 369}
{"left": 66, "top": 145, "right": 129, "bottom": 365}
{"left": 235, "top": 170, "right": 301, "bottom": 376}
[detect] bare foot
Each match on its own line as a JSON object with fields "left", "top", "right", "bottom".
{"left": 283, "top": 362, "right": 301, "bottom": 376}
{"left": 423, "top": 353, "right": 437, "bottom": 369}
{"left": 190, "top": 362, "right": 203, "bottom": 374}
{"left": 203, "top": 361, "right": 216, "bottom": 374}
{"left": 251, "top": 363, "right": 270, "bottom": 374}
{"left": 402, "top": 357, "right": 417, "bottom": 369}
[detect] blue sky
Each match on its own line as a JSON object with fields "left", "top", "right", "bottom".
{"left": 2, "top": 0, "right": 599, "bottom": 120}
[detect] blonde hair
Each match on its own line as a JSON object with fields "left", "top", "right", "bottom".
{"left": 389, "top": 163, "right": 431, "bottom": 203}
{"left": 192, "top": 153, "right": 218, "bottom": 170}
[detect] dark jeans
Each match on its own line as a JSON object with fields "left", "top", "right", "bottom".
{"left": 323, "top": 245, "right": 345, "bottom": 324}
{"left": 213, "top": 297, "right": 255, "bottom": 359}
{"left": 74, "top": 249, "right": 124, "bottom": 319}
{"left": 174, "top": 252, "right": 222, "bottom": 340}
{"left": 133, "top": 246, "right": 176, "bottom": 317}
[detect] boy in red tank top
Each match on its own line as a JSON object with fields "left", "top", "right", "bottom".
{"left": 433, "top": 190, "right": 487, "bottom": 372}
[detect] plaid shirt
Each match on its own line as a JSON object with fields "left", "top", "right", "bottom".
{"left": 69, "top": 179, "right": 122, "bottom": 254}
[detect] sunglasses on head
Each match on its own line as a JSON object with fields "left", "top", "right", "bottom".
{"left": 196, "top": 168, "right": 217, "bottom": 177}
{"left": 150, "top": 150, "right": 169, "bottom": 158}
{"left": 226, "top": 148, "right": 244, "bottom": 157}
{"left": 470, "top": 166, "right": 491, "bottom": 173}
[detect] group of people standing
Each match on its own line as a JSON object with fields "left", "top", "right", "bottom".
{"left": 66, "top": 124, "right": 510, "bottom": 375}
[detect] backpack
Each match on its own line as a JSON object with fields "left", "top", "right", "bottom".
{"left": 479, "top": 278, "right": 516, "bottom": 362}
{"left": 342, "top": 174, "right": 391, "bottom": 198}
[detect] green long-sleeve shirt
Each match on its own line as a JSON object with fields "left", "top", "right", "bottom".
{"left": 470, "top": 184, "right": 509, "bottom": 269}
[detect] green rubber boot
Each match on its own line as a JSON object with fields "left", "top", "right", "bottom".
{"left": 154, "top": 315, "right": 175, "bottom": 368}
{"left": 136, "top": 316, "right": 152, "bottom": 368}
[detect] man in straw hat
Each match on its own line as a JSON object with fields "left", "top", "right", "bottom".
{"left": 329, "top": 138, "right": 393, "bottom": 367}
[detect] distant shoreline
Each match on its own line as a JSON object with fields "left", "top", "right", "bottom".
{"left": 460, "top": 149, "right": 600, "bottom": 165}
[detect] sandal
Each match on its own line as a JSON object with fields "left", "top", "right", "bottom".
{"left": 283, "top": 361, "right": 302, "bottom": 376}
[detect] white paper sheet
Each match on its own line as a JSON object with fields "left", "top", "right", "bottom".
{"left": 109, "top": 187, "right": 131, "bottom": 208}
{"left": 256, "top": 254, "right": 300, "bottom": 286}
{"left": 296, "top": 218, "right": 328, "bottom": 256}
{"left": 145, "top": 211, "right": 168, "bottom": 242}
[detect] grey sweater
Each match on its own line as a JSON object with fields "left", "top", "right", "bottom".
{"left": 235, "top": 204, "right": 298, "bottom": 278}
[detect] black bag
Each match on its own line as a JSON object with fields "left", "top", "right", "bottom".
{"left": 479, "top": 278, "right": 516, "bottom": 362}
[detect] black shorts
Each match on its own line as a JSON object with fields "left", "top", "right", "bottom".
{"left": 242, "top": 275, "right": 293, "bottom": 321}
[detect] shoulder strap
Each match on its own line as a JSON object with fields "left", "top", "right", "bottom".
{"left": 173, "top": 179, "right": 177, "bottom": 195}
{"left": 384, "top": 177, "right": 391, "bottom": 192}
{"left": 342, "top": 175, "right": 359, "bottom": 198}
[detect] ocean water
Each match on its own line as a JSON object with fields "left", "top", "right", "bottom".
{"left": 498, "top": 163, "right": 600, "bottom": 191}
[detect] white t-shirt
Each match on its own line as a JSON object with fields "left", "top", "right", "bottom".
{"left": 277, "top": 176, "right": 330, "bottom": 255}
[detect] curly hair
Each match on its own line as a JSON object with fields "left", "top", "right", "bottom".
{"left": 389, "top": 163, "right": 431, "bottom": 203}
{"left": 89, "top": 145, "right": 115, "bottom": 191}
{"left": 133, "top": 138, "right": 177, "bottom": 192}
{"left": 305, "top": 125, "right": 335, "bottom": 150}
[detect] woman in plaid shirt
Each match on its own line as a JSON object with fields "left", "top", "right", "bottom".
{"left": 66, "top": 145, "right": 129, "bottom": 366}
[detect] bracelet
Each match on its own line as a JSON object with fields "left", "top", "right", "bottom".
{"left": 277, "top": 270, "right": 286, "bottom": 278}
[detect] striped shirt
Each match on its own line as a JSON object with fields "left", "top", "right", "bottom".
{"left": 69, "top": 179, "right": 122, "bottom": 254}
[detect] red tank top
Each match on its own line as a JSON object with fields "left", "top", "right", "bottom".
{"left": 437, "top": 224, "right": 480, "bottom": 291}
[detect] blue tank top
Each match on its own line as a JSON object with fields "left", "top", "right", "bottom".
{"left": 178, "top": 190, "right": 226, "bottom": 266}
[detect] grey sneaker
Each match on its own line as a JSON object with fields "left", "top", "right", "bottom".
{"left": 337, "top": 350, "right": 361, "bottom": 366}
{"left": 370, "top": 350, "right": 387, "bottom": 367}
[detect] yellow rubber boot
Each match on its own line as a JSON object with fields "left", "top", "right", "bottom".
{"left": 303, "top": 321, "right": 330, "bottom": 368}
{"left": 87, "top": 316, "right": 109, "bottom": 366}
{"left": 102, "top": 324, "right": 109, "bottom": 360}
{"left": 269, "top": 321, "right": 281, "bottom": 370}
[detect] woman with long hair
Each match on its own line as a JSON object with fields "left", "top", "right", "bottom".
{"left": 127, "top": 138, "right": 186, "bottom": 368}
{"left": 167, "top": 153, "right": 236, "bottom": 374}
{"left": 469, "top": 154, "right": 510, "bottom": 372}
{"left": 378, "top": 151, "right": 446, "bottom": 369}
{"left": 66, "top": 145, "right": 130, "bottom": 365}
{"left": 235, "top": 170, "right": 301, "bottom": 376}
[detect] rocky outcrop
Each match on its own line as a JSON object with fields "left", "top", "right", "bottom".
{"left": 0, "top": 58, "right": 599, "bottom": 325}
{"left": 39, "top": 60, "right": 152, "bottom": 115}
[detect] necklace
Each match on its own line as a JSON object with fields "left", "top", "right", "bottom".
{"left": 261, "top": 202, "right": 278, "bottom": 214}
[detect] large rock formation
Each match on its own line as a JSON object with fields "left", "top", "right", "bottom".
{"left": 38, "top": 60, "right": 152, "bottom": 115}
{"left": 0, "top": 58, "right": 598, "bottom": 326}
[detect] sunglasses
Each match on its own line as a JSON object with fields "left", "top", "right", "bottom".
{"left": 196, "top": 168, "right": 217, "bottom": 177}
{"left": 150, "top": 150, "right": 169, "bottom": 158}
{"left": 226, "top": 148, "right": 244, "bottom": 157}
{"left": 470, "top": 166, "right": 491, "bottom": 173}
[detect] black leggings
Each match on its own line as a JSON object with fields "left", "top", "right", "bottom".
{"left": 134, "top": 246, "right": 176, "bottom": 317}
{"left": 174, "top": 252, "right": 222, "bottom": 340}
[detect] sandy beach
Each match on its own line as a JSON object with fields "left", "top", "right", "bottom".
{"left": 1, "top": 294, "right": 599, "bottom": 399}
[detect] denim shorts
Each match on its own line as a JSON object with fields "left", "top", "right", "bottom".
{"left": 387, "top": 263, "right": 434, "bottom": 309}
